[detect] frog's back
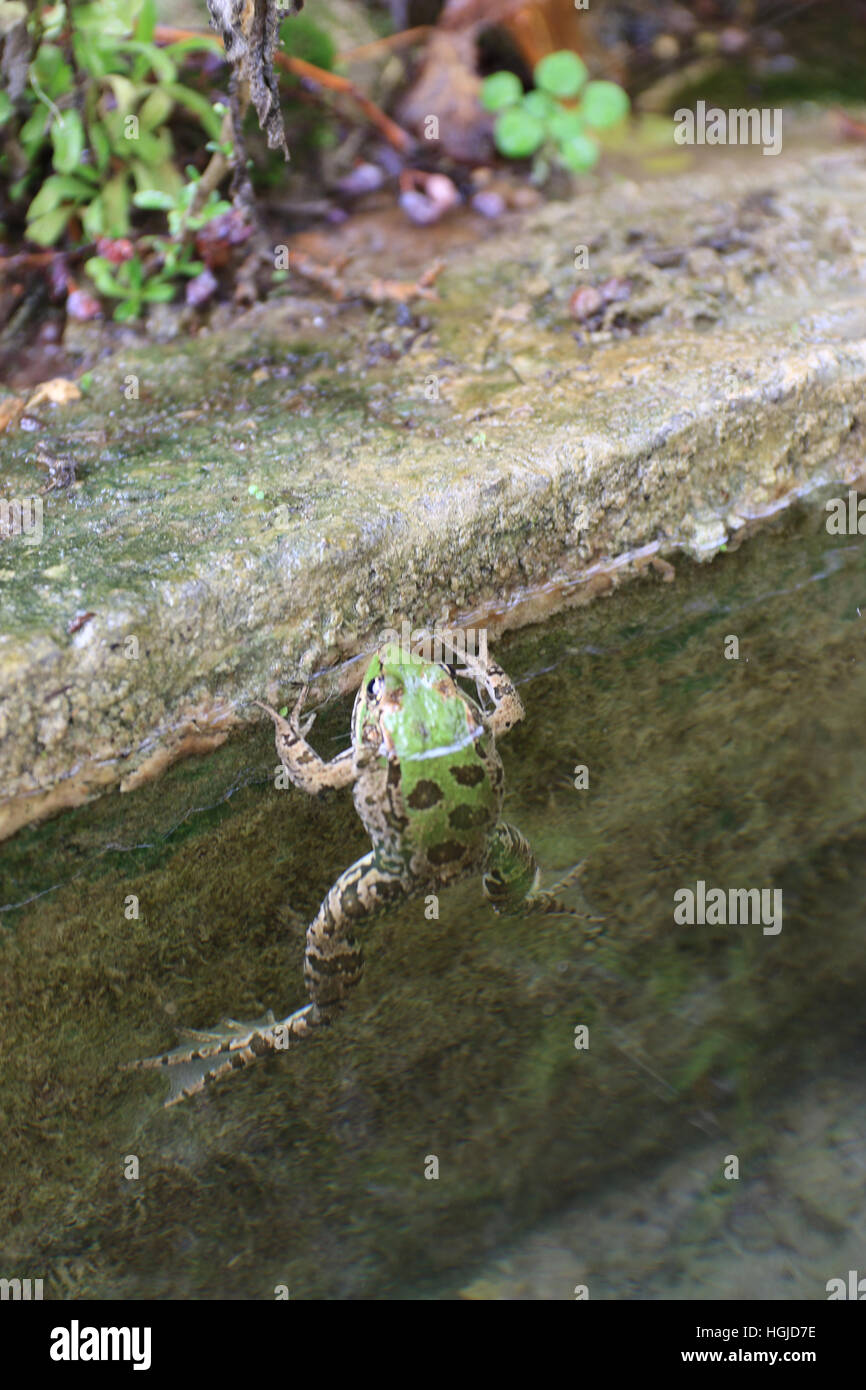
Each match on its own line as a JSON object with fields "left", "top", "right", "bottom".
{"left": 398, "top": 726, "right": 504, "bottom": 882}
{"left": 352, "top": 647, "right": 506, "bottom": 884}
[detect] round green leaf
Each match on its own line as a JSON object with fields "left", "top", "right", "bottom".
{"left": 143, "top": 282, "right": 177, "bottom": 303}
{"left": 20, "top": 106, "right": 50, "bottom": 155}
{"left": 494, "top": 108, "right": 545, "bottom": 159}
{"left": 114, "top": 298, "right": 143, "bottom": 322}
{"left": 88, "top": 120, "right": 111, "bottom": 173}
{"left": 557, "top": 132, "right": 600, "bottom": 173}
{"left": 27, "top": 174, "right": 89, "bottom": 218}
{"left": 26, "top": 205, "right": 73, "bottom": 246}
{"left": 84, "top": 256, "right": 121, "bottom": 295}
{"left": 132, "top": 188, "right": 176, "bottom": 210}
{"left": 481, "top": 71, "right": 523, "bottom": 113}
{"left": 581, "top": 80, "right": 630, "bottom": 130}
{"left": 548, "top": 107, "right": 585, "bottom": 143}
{"left": 534, "top": 51, "right": 587, "bottom": 100}
{"left": 522, "top": 90, "right": 557, "bottom": 122}
{"left": 101, "top": 172, "right": 130, "bottom": 237}
{"left": 138, "top": 87, "right": 174, "bottom": 133}
{"left": 32, "top": 43, "right": 73, "bottom": 99}
{"left": 51, "top": 110, "right": 85, "bottom": 174}
{"left": 82, "top": 193, "right": 108, "bottom": 239}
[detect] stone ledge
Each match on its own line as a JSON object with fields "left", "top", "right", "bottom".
{"left": 1, "top": 145, "right": 864, "bottom": 839}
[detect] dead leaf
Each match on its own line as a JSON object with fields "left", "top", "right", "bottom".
{"left": 363, "top": 260, "right": 445, "bottom": 306}
{"left": 67, "top": 612, "right": 96, "bottom": 635}
{"left": 26, "top": 377, "right": 81, "bottom": 410}
{"left": 396, "top": 30, "right": 489, "bottom": 163}
{"left": 0, "top": 397, "right": 24, "bottom": 434}
{"left": 206, "top": 0, "right": 300, "bottom": 156}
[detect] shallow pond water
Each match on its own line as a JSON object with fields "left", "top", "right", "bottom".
{"left": 1, "top": 493, "right": 864, "bottom": 1300}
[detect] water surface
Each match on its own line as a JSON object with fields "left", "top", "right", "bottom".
{"left": 1, "top": 495, "right": 864, "bottom": 1299}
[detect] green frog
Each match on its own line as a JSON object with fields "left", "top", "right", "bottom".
{"left": 130, "top": 639, "right": 597, "bottom": 1105}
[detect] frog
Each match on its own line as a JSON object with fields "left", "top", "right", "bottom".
{"left": 129, "top": 638, "right": 598, "bottom": 1105}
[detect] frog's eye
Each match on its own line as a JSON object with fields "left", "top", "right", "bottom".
{"left": 366, "top": 676, "right": 385, "bottom": 701}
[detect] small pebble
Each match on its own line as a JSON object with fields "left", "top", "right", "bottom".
{"left": 719, "top": 25, "right": 749, "bottom": 55}
{"left": 471, "top": 190, "right": 506, "bottom": 219}
{"left": 399, "top": 190, "right": 441, "bottom": 226}
{"left": 425, "top": 174, "right": 459, "bottom": 213}
{"left": 570, "top": 285, "right": 603, "bottom": 320}
{"left": 652, "top": 34, "right": 679, "bottom": 61}
{"left": 66, "top": 289, "right": 101, "bottom": 321}
{"left": 337, "top": 162, "right": 385, "bottom": 196}
{"left": 185, "top": 266, "right": 218, "bottom": 309}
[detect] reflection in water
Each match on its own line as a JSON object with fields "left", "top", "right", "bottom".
{"left": 1, "top": 500, "right": 864, "bottom": 1299}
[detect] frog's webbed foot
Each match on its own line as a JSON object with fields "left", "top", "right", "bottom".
{"left": 483, "top": 822, "right": 604, "bottom": 923}
{"left": 123, "top": 1004, "right": 317, "bottom": 1108}
{"left": 524, "top": 860, "right": 605, "bottom": 922}
{"left": 254, "top": 684, "right": 314, "bottom": 739}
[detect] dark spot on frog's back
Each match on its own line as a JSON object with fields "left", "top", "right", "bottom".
{"left": 406, "top": 778, "right": 444, "bottom": 809}
{"left": 427, "top": 840, "right": 468, "bottom": 867}
{"left": 450, "top": 762, "right": 486, "bottom": 787}
{"left": 448, "top": 803, "right": 491, "bottom": 831}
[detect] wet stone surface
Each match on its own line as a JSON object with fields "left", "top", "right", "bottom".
{"left": 1, "top": 142, "right": 865, "bottom": 837}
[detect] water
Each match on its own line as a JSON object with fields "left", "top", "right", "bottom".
{"left": 1, "top": 495, "right": 864, "bottom": 1299}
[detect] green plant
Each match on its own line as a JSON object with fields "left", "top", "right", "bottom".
{"left": 83, "top": 170, "right": 232, "bottom": 320}
{"left": 83, "top": 251, "right": 177, "bottom": 322}
{"left": 7, "top": 0, "right": 222, "bottom": 245}
{"left": 133, "top": 171, "right": 232, "bottom": 236}
{"left": 481, "top": 50, "right": 630, "bottom": 178}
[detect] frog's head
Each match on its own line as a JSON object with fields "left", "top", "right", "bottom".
{"left": 353, "top": 642, "right": 481, "bottom": 761}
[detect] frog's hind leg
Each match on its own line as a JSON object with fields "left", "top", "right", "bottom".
{"left": 483, "top": 821, "right": 602, "bottom": 921}
{"left": 302, "top": 851, "right": 409, "bottom": 1014}
{"left": 125, "top": 853, "right": 407, "bottom": 1106}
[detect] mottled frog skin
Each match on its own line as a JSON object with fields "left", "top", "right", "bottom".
{"left": 131, "top": 639, "right": 595, "bottom": 1104}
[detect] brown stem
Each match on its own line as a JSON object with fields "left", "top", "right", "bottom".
{"left": 0, "top": 246, "right": 94, "bottom": 273}
{"left": 337, "top": 26, "right": 433, "bottom": 63}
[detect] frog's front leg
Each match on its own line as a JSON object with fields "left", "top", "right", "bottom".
{"left": 126, "top": 852, "right": 409, "bottom": 1106}
{"left": 483, "top": 821, "right": 602, "bottom": 920}
{"left": 254, "top": 687, "right": 356, "bottom": 793}
{"left": 429, "top": 636, "right": 524, "bottom": 737}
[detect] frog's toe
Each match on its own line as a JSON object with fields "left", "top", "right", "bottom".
{"left": 531, "top": 861, "right": 605, "bottom": 922}
{"left": 123, "top": 1005, "right": 316, "bottom": 1107}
